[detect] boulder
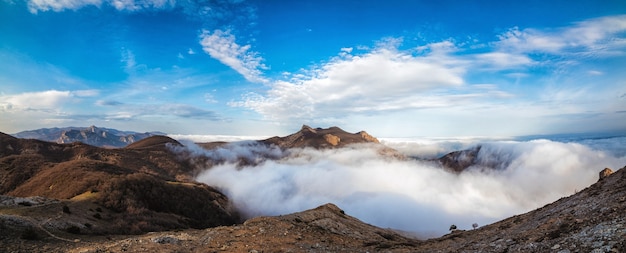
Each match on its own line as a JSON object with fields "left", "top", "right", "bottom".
{"left": 599, "top": 168, "right": 613, "bottom": 181}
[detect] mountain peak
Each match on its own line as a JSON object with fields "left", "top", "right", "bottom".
{"left": 263, "top": 125, "right": 380, "bottom": 149}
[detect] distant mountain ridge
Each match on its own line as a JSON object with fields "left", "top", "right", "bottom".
{"left": 12, "top": 126, "right": 165, "bottom": 148}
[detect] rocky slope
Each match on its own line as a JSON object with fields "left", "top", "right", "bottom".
{"left": 12, "top": 126, "right": 164, "bottom": 148}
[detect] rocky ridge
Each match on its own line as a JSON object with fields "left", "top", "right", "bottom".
{"left": 262, "top": 125, "right": 380, "bottom": 149}
{"left": 12, "top": 126, "right": 164, "bottom": 148}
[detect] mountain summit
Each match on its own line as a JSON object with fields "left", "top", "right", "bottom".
{"left": 262, "top": 125, "right": 380, "bottom": 149}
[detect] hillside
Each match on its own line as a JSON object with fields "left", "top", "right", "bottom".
{"left": 12, "top": 126, "right": 164, "bottom": 148}
{"left": 0, "top": 133, "right": 239, "bottom": 237}
{"left": 1, "top": 166, "right": 623, "bottom": 252}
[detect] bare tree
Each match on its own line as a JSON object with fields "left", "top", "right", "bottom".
{"left": 472, "top": 223, "right": 478, "bottom": 229}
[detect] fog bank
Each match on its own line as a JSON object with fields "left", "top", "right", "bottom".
{"left": 177, "top": 137, "right": 625, "bottom": 237}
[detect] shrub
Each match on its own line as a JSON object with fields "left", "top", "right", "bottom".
{"left": 20, "top": 227, "right": 40, "bottom": 240}
{"left": 66, "top": 225, "right": 80, "bottom": 234}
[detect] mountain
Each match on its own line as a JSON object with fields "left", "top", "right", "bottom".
{"left": 261, "top": 125, "right": 381, "bottom": 149}
{"left": 12, "top": 126, "right": 165, "bottom": 148}
{"left": 2, "top": 126, "right": 624, "bottom": 252}
{"left": 437, "top": 145, "right": 482, "bottom": 172}
{"left": 0, "top": 133, "right": 239, "bottom": 237}
{"left": 2, "top": 166, "right": 623, "bottom": 252}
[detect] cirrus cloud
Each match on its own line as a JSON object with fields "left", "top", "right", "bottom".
{"left": 199, "top": 29, "right": 268, "bottom": 83}
{"left": 496, "top": 15, "right": 626, "bottom": 56}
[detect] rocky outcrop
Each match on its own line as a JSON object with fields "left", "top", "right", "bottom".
{"left": 358, "top": 131, "right": 380, "bottom": 143}
{"left": 599, "top": 167, "right": 613, "bottom": 181}
{"left": 323, "top": 134, "right": 341, "bottom": 146}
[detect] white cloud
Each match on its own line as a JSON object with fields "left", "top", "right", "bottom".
{"left": 0, "top": 89, "right": 98, "bottom": 111}
{"left": 199, "top": 29, "right": 267, "bottom": 83}
{"left": 110, "top": 0, "right": 174, "bottom": 11}
{"left": 27, "top": 0, "right": 175, "bottom": 13}
{"left": 587, "top": 70, "right": 604, "bottom": 76}
{"left": 496, "top": 15, "right": 626, "bottom": 55}
{"left": 27, "top": 0, "right": 102, "bottom": 13}
{"left": 474, "top": 52, "right": 534, "bottom": 69}
{"left": 121, "top": 48, "right": 138, "bottom": 73}
{"left": 203, "top": 93, "right": 217, "bottom": 103}
{"left": 232, "top": 41, "right": 477, "bottom": 120}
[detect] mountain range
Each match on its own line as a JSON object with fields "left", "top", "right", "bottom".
{"left": 0, "top": 126, "right": 624, "bottom": 252}
{"left": 12, "top": 126, "right": 164, "bottom": 148}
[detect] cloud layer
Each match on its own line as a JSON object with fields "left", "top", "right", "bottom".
{"left": 176, "top": 137, "right": 626, "bottom": 237}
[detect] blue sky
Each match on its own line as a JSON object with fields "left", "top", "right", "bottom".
{"left": 1, "top": 0, "right": 625, "bottom": 137}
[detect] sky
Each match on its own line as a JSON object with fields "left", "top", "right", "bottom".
{"left": 1, "top": 0, "right": 625, "bottom": 137}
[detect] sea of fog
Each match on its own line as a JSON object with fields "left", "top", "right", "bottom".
{"left": 169, "top": 134, "right": 626, "bottom": 237}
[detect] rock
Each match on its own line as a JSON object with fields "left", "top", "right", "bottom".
{"left": 323, "top": 134, "right": 340, "bottom": 146}
{"left": 151, "top": 236, "right": 180, "bottom": 244}
{"left": 599, "top": 168, "right": 613, "bottom": 181}
{"left": 358, "top": 131, "right": 379, "bottom": 143}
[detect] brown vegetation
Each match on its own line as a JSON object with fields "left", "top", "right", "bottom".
{"left": 0, "top": 133, "right": 239, "bottom": 236}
